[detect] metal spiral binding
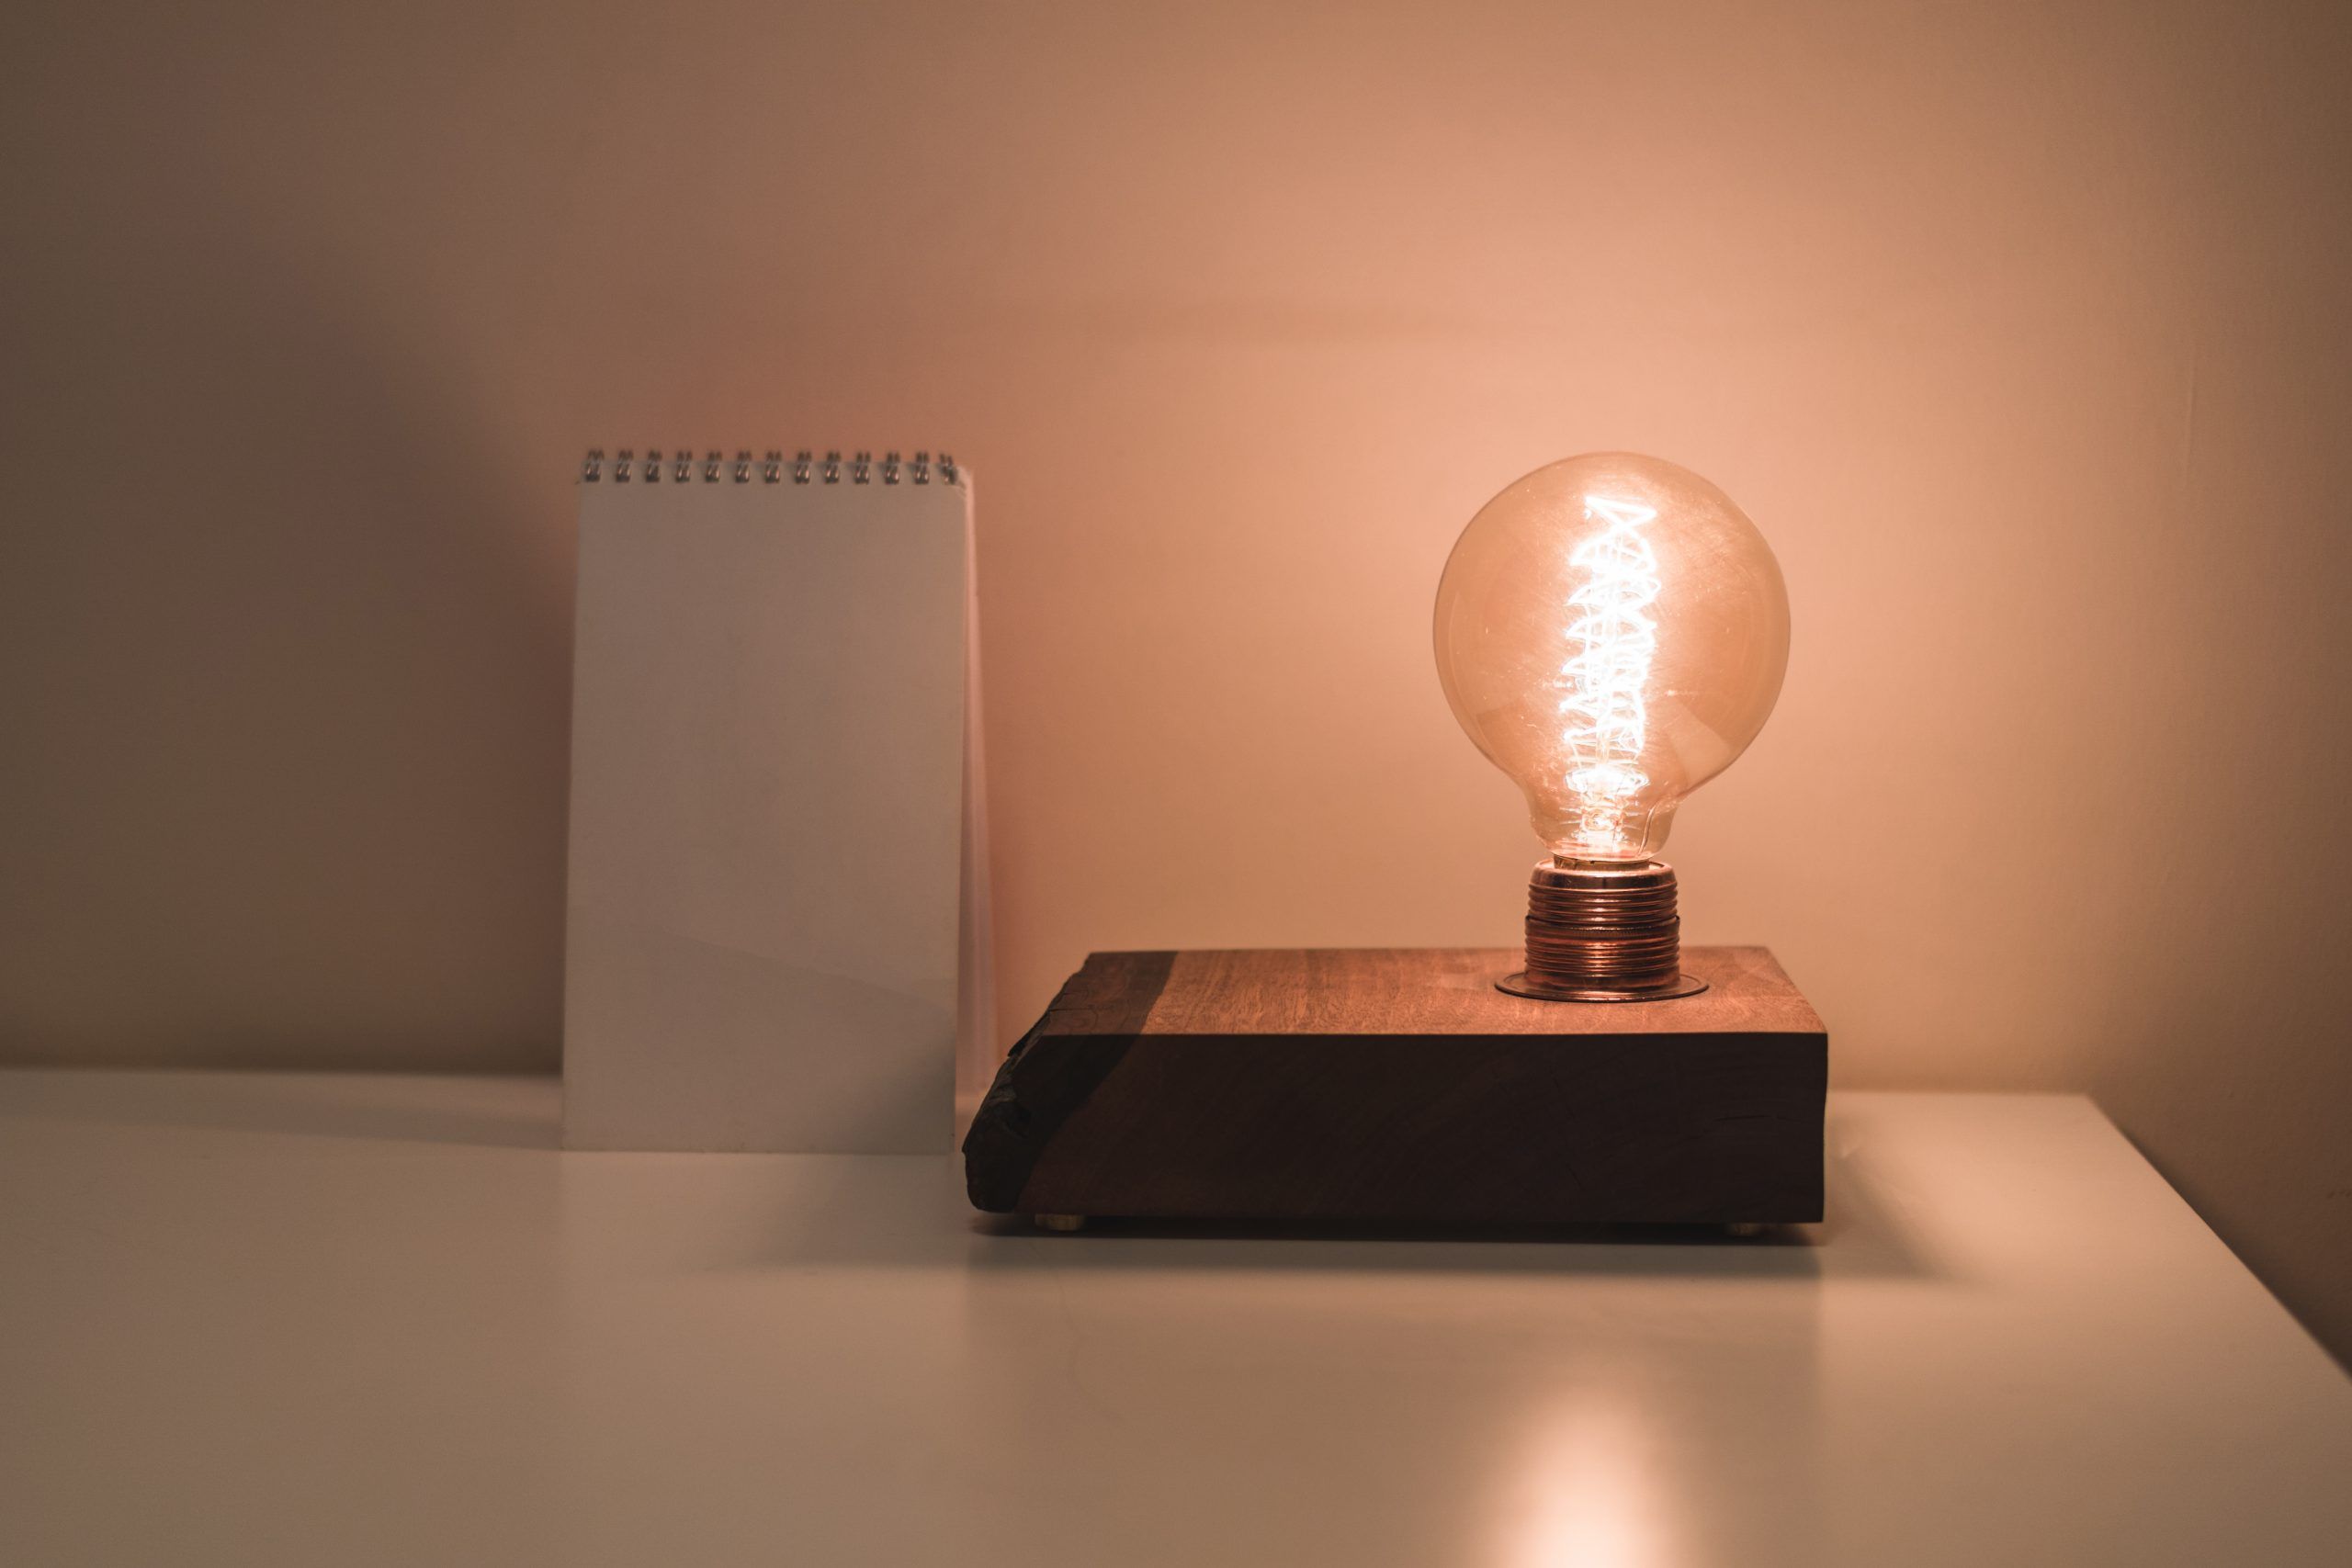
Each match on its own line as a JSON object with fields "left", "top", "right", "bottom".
{"left": 580, "top": 447, "right": 961, "bottom": 484}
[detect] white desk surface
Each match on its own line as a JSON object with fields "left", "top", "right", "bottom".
{"left": 2, "top": 1072, "right": 2346, "bottom": 1567}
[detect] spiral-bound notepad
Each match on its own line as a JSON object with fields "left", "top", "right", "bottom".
{"left": 562, "top": 449, "right": 989, "bottom": 1152}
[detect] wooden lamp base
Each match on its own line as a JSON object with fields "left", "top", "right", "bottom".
{"left": 963, "top": 946, "right": 1826, "bottom": 1231}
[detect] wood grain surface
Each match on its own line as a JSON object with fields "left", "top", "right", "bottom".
{"left": 1095, "top": 946, "right": 1821, "bottom": 1037}
{"left": 967, "top": 946, "right": 1827, "bottom": 1226}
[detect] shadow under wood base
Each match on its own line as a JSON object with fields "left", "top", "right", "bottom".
{"left": 964, "top": 946, "right": 1827, "bottom": 1230}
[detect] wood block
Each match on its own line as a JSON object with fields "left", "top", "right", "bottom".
{"left": 963, "top": 947, "right": 1826, "bottom": 1227}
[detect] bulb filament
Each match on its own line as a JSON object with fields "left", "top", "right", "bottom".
{"left": 1559, "top": 494, "right": 1660, "bottom": 855}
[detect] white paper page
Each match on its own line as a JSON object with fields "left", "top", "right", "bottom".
{"left": 563, "top": 468, "right": 970, "bottom": 1152}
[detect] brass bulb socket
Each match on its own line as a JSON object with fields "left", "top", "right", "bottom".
{"left": 1498, "top": 858, "right": 1707, "bottom": 1002}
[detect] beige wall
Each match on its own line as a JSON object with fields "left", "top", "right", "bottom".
{"left": 5, "top": 2, "right": 2348, "bottom": 1355}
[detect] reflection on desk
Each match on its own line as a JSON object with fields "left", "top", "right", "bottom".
{"left": 2, "top": 1072, "right": 2346, "bottom": 1567}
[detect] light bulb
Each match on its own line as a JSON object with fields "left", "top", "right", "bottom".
{"left": 1434, "top": 453, "right": 1789, "bottom": 999}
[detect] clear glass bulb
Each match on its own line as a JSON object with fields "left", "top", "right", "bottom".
{"left": 1434, "top": 453, "right": 1790, "bottom": 863}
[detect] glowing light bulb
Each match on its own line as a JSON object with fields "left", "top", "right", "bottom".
{"left": 1559, "top": 493, "right": 1663, "bottom": 857}
{"left": 1434, "top": 453, "right": 1789, "bottom": 998}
